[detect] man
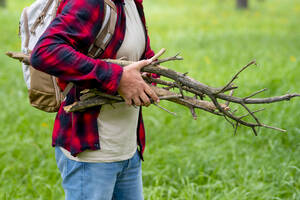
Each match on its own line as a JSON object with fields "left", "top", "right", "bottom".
{"left": 30, "top": 0, "right": 158, "bottom": 199}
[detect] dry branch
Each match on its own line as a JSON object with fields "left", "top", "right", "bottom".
{"left": 6, "top": 50, "right": 300, "bottom": 135}
{"left": 6, "top": 51, "right": 30, "bottom": 64}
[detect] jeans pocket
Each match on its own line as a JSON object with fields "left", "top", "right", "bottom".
{"left": 55, "top": 147, "right": 85, "bottom": 181}
{"left": 55, "top": 147, "right": 68, "bottom": 179}
{"left": 130, "top": 151, "right": 141, "bottom": 168}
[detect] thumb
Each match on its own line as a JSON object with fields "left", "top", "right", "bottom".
{"left": 134, "top": 59, "right": 152, "bottom": 71}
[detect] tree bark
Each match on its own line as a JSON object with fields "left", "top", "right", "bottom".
{"left": 0, "top": 0, "right": 6, "bottom": 7}
{"left": 236, "top": 0, "right": 248, "bottom": 9}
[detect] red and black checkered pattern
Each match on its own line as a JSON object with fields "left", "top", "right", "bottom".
{"left": 30, "top": 0, "right": 155, "bottom": 158}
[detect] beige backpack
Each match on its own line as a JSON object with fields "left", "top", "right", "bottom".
{"left": 19, "top": 0, "right": 117, "bottom": 112}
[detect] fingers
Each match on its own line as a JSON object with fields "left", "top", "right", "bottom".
{"left": 123, "top": 97, "right": 132, "bottom": 106}
{"left": 144, "top": 85, "right": 159, "bottom": 103}
{"left": 118, "top": 61, "right": 158, "bottom": 107}
{"left": 124, "top": 89, "right": 157, "bottom": 107}
{"left": 124, "top": 91, "right": 158, "bottom": 107}
{"left": 139, "top": 93, "right": 151, "bottom": 107}
{"left": 134, "top": 59, "right": 152, "bottom": 71}
{"left": 133, "top": 96, "right": 142, "bottom": 106}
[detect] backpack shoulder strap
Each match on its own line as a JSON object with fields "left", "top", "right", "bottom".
{"left": 52, "top": 0, "right": 63, "bottom": 18}
{"left": 104, "top": 0, "right": 117, "bottom": 11}
{"left": 22, "top": 8, "right": 30, "bottom": 49}
{"left": 88, "top": 0, "right": 117, "bottom": 58}
{"left": 30, "top": 0, "right": 56, "bottom": 34}
{"left": 61, "top": 82, "right": 74, "bottom": 99}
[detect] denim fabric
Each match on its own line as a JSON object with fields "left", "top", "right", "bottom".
{"left": 55, "top": 147, "right": 143, "bottom": 200}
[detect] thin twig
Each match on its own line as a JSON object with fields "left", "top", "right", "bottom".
{"left": 149, "top": 48, "right": 166, "bottom": 63}
{"left": 216, "top": 60, "right": 256, "bottom": 94}
{"left": 224, "top": 115, "right": 235, "bottom": 128}
{"left": 190, "top": 107, "right": 197, "bottom": 120}
{"left": 238, "top": 108, "right": 265, "bottom": 120}
{"left": 176, "top": 82, "right": 185, "bottom": 98}
{"left": 261, "top": 124, "right": 286, "bottom": 132}
{"left": 234, "top": 122, "right": 239, "bottom": 136}
{"left": 153, "top": 103, "right": 177, "bottom": 116}
{"left": 252, "top": 127, "right": 258, "bottom": 136}
{"left": 152, "top": 52, "right": 183, "bottom": 65}
{"left": 244, "top": 88, "right": 268, "bottom": 100}
{"left": 225, "top": 89, "right": 235, "bottom": 106}
{"left": 241, "top": 103, "right": 261, "bottom": 125}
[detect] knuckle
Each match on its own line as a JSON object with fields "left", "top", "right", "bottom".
{"left": 151, "top": 93, "right": 157, "bottom": 98}
{"left": 143, "top": 85, "right": 150, "bottom": 91}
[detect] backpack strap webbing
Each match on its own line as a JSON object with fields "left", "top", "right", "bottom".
{"left": 87, "top": 0, "right": 117, "bottom": 58}
{"left": 61, "top": 82, "right": 74, "bottom": 99}
{"left": 52, "top": 0, "right": 62, "bottom": 18}
{"left": 23, "top": 8, "right": 30, "bottom": 49}
{"left": 30, "top": 0, "right": 55, "bottom": 34}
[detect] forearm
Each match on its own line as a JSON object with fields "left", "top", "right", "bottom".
{"left": 30, "top": 0, "right": 123, "bottom": 94}
{"left": 30, "top": 41, "right": 123, "bottom": 93}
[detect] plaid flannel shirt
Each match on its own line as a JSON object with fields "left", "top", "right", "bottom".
{"left": 30, "top": 0, "right": 155, "bottom": 158}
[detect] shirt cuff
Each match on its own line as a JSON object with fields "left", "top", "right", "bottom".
{"left": 96, "top": 61, "right": 123, "bottom": 95}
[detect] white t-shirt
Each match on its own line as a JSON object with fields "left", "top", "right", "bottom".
{"left": 61, "top": 0, "right": 146, "bottom": 162}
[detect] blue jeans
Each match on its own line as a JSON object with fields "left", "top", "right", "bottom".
{"left": 55, "top": 147, "right": 144, "bottom": 200}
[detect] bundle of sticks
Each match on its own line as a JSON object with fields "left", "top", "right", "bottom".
{"left": 6, "top": 49, "right": 300, "bottom": 135}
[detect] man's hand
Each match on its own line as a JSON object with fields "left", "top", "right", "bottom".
{"left": 118, "top": 59, "right": 159, "bottom": 107}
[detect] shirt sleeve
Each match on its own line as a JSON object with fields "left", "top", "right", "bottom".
{"left": 30, "top": 0, "right": 123, "bottom": 94}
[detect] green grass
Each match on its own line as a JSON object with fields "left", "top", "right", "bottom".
{"left": 1, "top": 0, "right": 300, "bottom": 199}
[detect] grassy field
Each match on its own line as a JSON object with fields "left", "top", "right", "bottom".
{"left": 1, "top": 0, "right": 300, "bottom": 199}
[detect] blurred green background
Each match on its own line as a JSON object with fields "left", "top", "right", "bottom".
{"left": 0, "top": 0, "right": 300, "bottom": 199}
